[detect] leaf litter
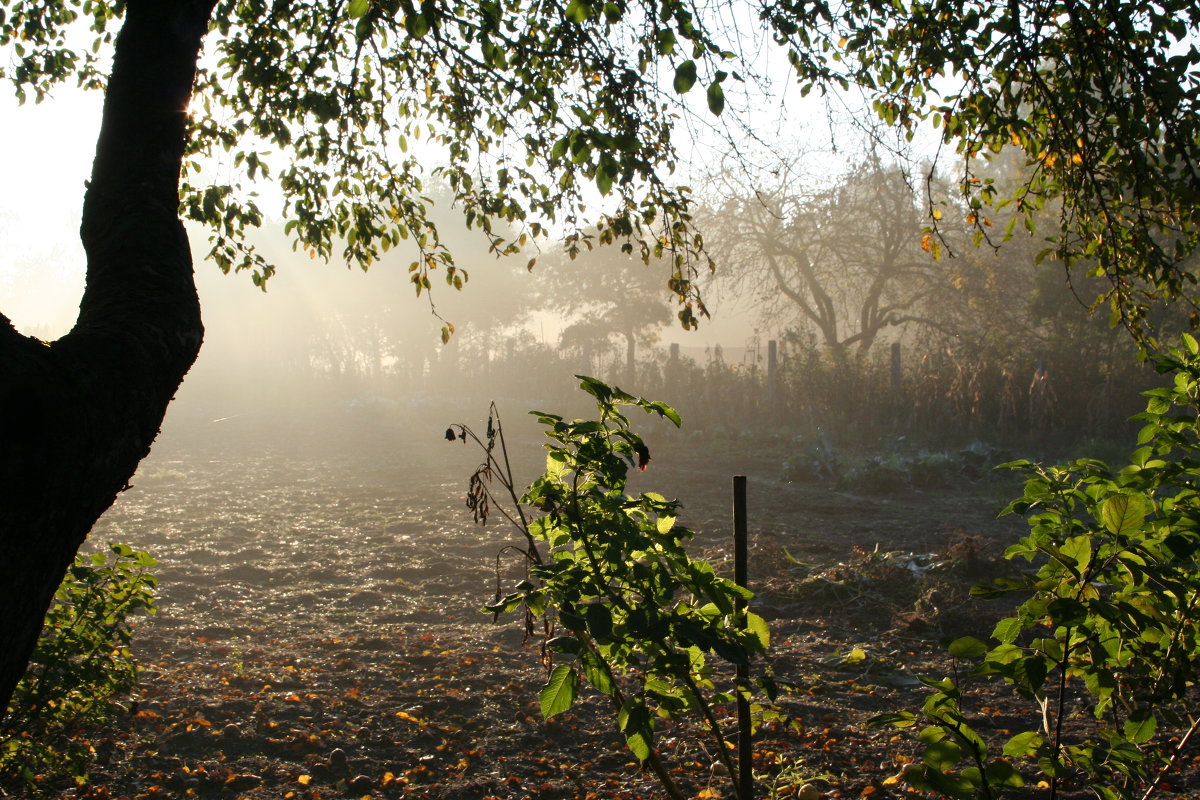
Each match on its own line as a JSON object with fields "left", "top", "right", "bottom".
{"left": 32, "top": 409, "right": 1193, "bottom": 799}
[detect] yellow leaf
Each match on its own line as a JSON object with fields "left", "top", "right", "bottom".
{"left": 697, "top": 790, "right": 722, "bottom": 799}
{"left": 932, "top": 208, "right": 943, "bottom": 220}
{"left": 297, "top": 775, "right": 312, "bottom": 785}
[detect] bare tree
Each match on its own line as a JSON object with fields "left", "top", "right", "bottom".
{"left": 537, "top": 234, "right": 674, "bottom": 386}
{"left": 705, "top": 153, "right": 943, "bottom": 358}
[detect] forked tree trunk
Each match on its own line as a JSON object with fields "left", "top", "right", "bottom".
{"left": 0, "top": 0, "right": 215, "bottom": 711}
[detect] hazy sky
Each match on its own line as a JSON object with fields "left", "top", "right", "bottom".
{"left": 0, "top": 87, "right": 98, "bottom": 335}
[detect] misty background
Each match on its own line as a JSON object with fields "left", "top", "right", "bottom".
{"left": 0, "top": 89, "right": 1157, "bottom": 456}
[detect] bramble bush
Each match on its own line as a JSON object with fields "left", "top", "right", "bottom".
{"left": 449, "top": 376, "right": 775, "bottom": 800}
{"left": 1, "top": 544, "right": 157, "bottom": 793}
{"left": 873, "top": 335, "right": 1200, "bottom": 800}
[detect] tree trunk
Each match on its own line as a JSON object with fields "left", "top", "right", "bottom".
{"left": 0, "top": 0, "right": 214, "bottom": 711}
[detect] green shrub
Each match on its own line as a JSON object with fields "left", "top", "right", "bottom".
{"left": 1, "top": 544, "right": 157, "bottom": 793}
{"left": 451, "top": 377, "right": 774, "bottom": 800}
{"left": 873, "top": 335, "right": 1200, "bottom": 799}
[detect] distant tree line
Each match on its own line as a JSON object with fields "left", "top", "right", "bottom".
{"left": 180, "top": 148, "right": 1160, "bottom": 451}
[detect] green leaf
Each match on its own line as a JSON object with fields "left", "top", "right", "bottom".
{"left": 869, "top": 711, "right": 918, "bottom": 727}
{"left": 546, "top": 635, "right": 581, "bottom": 654}
{"left": 540, "top": 664, "right": 580, "bottom": 718}
{"left": 922, "top": 739, "right": 962, "bottom": 771}
{"left": 1124, "top": 709, "right": 1157, "bottom": 744}
{"left": 984, "top": 760, "right": 1024, "bottom": 789}
{"left": 947, "top": 636, "right": 987, "bottom": 659}
{"left": 746, "top": 612, "right": 770, "bottom": 650}
{"left": 405, "top": 13, "right": 430, "bottom": 37}
{"left": 595, "top": 163, "right": 613, "bottom": 195}
{"left": 585, "top": 603, "right": 613, "bottom": 641}
{"left": 564, "top": 0, "right": 589, "bottom": 22}
{"left": 576, "top": 375, "right": 612, "bottom": 401}
{"left": 545, "top": 449, "right": 569, "bottom": 477}
{"left": 1014, "top": 655, "right": 1049, "bottom": 696}
{"left": 618, "top": 702, "right": 653, "bottom": 761}
{"left": 1047, "top": 597, "right": 1088, "bottom": 627}
{"left": 992, "top": 617, "right": 1023, "bottom": 643}
{"left": 647, "top": 401, "right": 682, "bottom": 426}
{"left": 655, "top": 28, "right": 676, "bottom": 55}
{"left": 581, "top": 651, "right": 613, "bottom": 694}
{"left": 673, "top": 60, "right": 697, "bottom": 94}
{"left": 347, "top": 0, "right": 370, "bottom": 18}
{"left": 1059, "top": 535, "right": 1093, "bottom": 573}
{"left": 706, "top": 82, "right": 725, "bottom": 115}
{"left": 1100, "top": 493, "right": 1149, "bottom": 535}
{"left": 1002, "top": 730, "right": 1043, "bottom": 757}
{"left": 1146, "top": 394, "right": 1171, "bottom": 415}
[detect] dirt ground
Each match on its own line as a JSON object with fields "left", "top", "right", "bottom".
{"left": 18, "top": 406, "right": 1200, "bottom": 799}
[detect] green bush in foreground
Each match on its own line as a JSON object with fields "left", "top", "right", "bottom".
{"left": 874, "top": 335, "right": 1200, "bottom": 800}
{"left": 1, "top": 544, "right": 157, "bottom": 793}
{"left": 451, "top": 376, "right": 774, "bottom": 800}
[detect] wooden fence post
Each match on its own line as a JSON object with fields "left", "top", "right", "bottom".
{"left": 890, "top": 341, "right": 902, "bottom": 396}
{"left": 734, "top": 475, "right": 753, "bottom": 799}
{"left": 669, "top": 343, "right": 680, "bottom": 390}
{"left": 767, "top": 340, "right": 778, "bottom": 418}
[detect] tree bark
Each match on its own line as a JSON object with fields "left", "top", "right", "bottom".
{"left": 0, "top": 0, "right": 215, "bottom": 711}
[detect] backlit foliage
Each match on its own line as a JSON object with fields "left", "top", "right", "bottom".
{"left": 2, "top": 0, "right": 1198, "bottom": 337}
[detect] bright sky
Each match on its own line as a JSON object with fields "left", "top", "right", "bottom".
{"left": 0, "top": 87, "right": 100, "bottom": 337}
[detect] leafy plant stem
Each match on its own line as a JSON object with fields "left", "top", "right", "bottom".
{"left": 568, "top": 464, "right": 636, "bottom": 618}
{"left": 644, "top": 746, "right": 687, "bottom": 800}
{"left": 945, "top": 709, "right": 998, "bottom": 800}
{"left": 1048, "top": 647, "right": 1070, "bottom": 800}
{"left": 876, "top": 335, "right": 1200, "bottom": 799}
{"left": 491, "top": 406, "right": 536, "bottom": 553}
{"left": 678, "top": 666, "right": 742, "bottom": 800}
{"left": 457, "top": 378, "right": 769, "bottom": 800}
{"left": 452, "top": 408, "right": 544, "bottom": 565}
{"left": 608, "top": 681, "right": 688, "bottom": 800}
{"left": 585, "top": 634, "right": 689, "bottom": 800}
{"left": 1149, "top": 588, "right": 1198, "bottom": 700}
{"left": 1140, "top": 715, "right": 1200, "bottom": 800}
{"left": 3, "top": 545, "right": 156, "bottom": 791}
